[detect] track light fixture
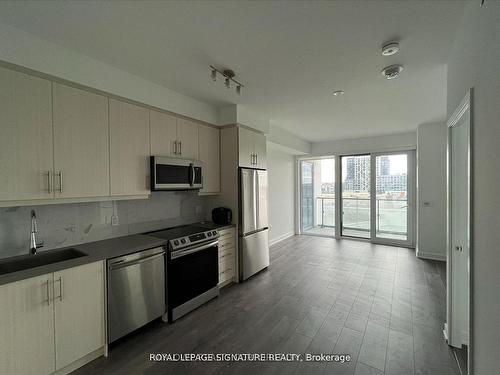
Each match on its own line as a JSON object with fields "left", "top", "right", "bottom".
{"left": 210, "top": 65, "right": 244, "bottom": 95}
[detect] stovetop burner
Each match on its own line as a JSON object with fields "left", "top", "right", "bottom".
{"left": 147, "top": 224, "right": 219, "bottom": 251}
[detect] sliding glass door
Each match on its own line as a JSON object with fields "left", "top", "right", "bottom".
{"left": 299, "top": 151, "right": 414, "bottom": 246}
{"left": 341, "top": 155, "right": 371, "bottom": 238}
{"left": 300, "top": 158, "right": 336, "bottom": 237}
{"left": 372, "top": 151, "right": 414, "bottom": 245}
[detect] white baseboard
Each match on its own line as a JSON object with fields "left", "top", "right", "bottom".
{"left": 269, "top": 231, "right": 295, "bottom": 246}
{"left": 416, "top": 249, "right": 446, "bottom": 261}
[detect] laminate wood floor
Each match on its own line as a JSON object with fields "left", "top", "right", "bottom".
{"left": 74, "top": 235, "right": 459, "bottom": 375}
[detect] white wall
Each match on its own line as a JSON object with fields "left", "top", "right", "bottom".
{"left": 0, "top": 22, "right": 219, "bottom": 124}
{"left": 267, "top": 145, "right": 295, "bottom": 245}
{"left": 447, "top": 2, "right": 500, "bottom": 374}
{"left": 312, "top": 131, "right": 416, "bottom": 155}
{"left": 416, "top": 123, "right": 447, "bottom": 261}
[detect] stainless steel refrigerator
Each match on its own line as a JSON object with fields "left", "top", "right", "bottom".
{"left": 239, "top": 168, "right": 270, "bottom": 281}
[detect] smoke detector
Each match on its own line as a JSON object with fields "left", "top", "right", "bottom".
{"left": 381, "top": 42, "right": 400, "bottom": 56}
{"left": 381, "top": 64, "right": 404, "bottom": 79}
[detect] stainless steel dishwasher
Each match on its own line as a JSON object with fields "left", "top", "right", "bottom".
{"left": 107, "top": 247, "right": 165, "bottom": 343}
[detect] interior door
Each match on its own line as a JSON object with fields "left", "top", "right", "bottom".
{"left": 371, "top": 151, "right": 415, "bottom": 246}
{"left": 240, "top": 169, "right": 257, "bottom": 234}
{"left": 448, "top": 115, "right": 470, "bottom": 348}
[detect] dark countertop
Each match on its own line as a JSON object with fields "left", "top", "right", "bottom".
{"left": 0, "top": 222, "right": 236, "bottom": 287}
{"left": 0, "top": 234, "right": 167, "bottom": 287}
{"left": 196, "top": 221, "right": 236, "bottom": 231}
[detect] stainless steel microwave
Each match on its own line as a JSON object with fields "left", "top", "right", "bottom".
{"left": 150, "top": 156, "right": 203, "bottom": 191}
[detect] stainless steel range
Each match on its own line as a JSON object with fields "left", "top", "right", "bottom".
{"left": 148, "top": 225, "right": 219, "bottom": 322}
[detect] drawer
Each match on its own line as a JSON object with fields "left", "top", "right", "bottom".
{"left": 219, "top": 255, "right": 234, "bottom": 269}
{"left": 218, "top": 228, "right": 235, "bottom": 238}
{"left": 219, "top": 247, "right": 233, "bottom": 261}
{"left": 218, "top": 239, "right": 235, "bottom": 251}
{"left": 219, "top": 263, "right": 235, "bottom": 283}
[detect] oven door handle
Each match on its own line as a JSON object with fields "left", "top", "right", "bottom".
{"left": 171, "top": 240, "right": 218, "bottom": 259}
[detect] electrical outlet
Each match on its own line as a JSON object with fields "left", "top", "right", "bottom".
{"left": 111, "top": 215, "right": 119, "bottom": 226}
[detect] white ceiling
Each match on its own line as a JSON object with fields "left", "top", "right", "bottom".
{"left": 0, "top": 1, "right": 464, "bottom": 142}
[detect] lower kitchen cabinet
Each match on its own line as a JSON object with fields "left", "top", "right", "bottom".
{"left": 54, "top": 262, "right": 105, "bottom": 370}
{"left": 0, "top": 261, "right": 105, "bottom": 375}
{"left": 0, "top": 274, "right": 56, "bottom": 375}
{"left": 218, "top": 227, "right": 236, "bottom": 286}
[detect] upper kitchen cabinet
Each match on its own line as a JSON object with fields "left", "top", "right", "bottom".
{"left": 0, "top": 67, "right": 54, "bottom": 201}
{"left": 253, "top": 131, "right": 267, "bottom": 169}
{"left": 150, "top": 110, "right": 177, "bottom": 157}
{"left": 198, "top": 125, "right": 220, "bottom": 194}
{"left": 238, "top": 127, "right": 267, "bottom": 169}
{"left": 53, "top": 83, "right": 110, "bottom": 198}
{"left": 109, "top": 99, "right": 150, "bottom": 196}
{"left": 176, "top": 118, "right": 199, "bottom": 160}
{"left": 150, "top": 110, "right": 199, "bottom": 160}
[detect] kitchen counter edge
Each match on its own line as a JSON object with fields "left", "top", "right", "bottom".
{"left": 0, "top": 234, "right": 167, "bottom": 286}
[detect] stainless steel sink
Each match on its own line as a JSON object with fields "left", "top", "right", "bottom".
{"left": 0, "top": 248, "right": 88, "bottom": 276}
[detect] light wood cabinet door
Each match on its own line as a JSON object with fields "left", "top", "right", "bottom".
{"left": 254, "top": 132, "right": 267, "bottom": 169}
{"left": 53, "top": 83, "right": 109, "bottom": 198}
{"left": 150, "top": 110, "right": 177, "bottom": 157}
{"left": 0, "top": 67, "right": 54, "bottom": 201}
{"left": 238, "top": 127, "right": 255, "bottom": 168}
{"left": 0, "top": 274, "right": 55, "bottom": 375}
{"left": 198, "top": 125, "right": 220, "bottom": 194}
{"left": 110, "top": 99, "right": 150, "bottom": 196}
{"left": 54, "top": 261, "right": 104, "bottom": 371}
{"left": 177, "top": 118, "right": 199, "bottom": 159}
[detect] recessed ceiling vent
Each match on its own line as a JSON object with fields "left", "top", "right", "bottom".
{"left": 381, "top": 64, "right": 404, "bottom": 79}
{"left": 381, "top": 42, "right": 400, "bottom": 56}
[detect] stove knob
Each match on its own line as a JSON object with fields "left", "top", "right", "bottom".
{"left": 181, "top": 238, "right": 186, "bottom": 244}
{"left": 173, "top": 240, "right": 179, "bottom": 246}
{"left": 212, "top": 231, "right": 217, "bottom": 236}
{"left": 207, "top": 232, "right": 212, "bottom": 237}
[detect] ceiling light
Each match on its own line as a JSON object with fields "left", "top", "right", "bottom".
{"left": 333, "top": 90, "right": 345, "bottom": 96}
{"left": 209, "top": 65, "right": 244, "bottom": 95}
{"left": 381, "top": 64, "right": 404, "bottom": 79}
{"left": 381, "top": 42, "right": 400, "bottom": 56}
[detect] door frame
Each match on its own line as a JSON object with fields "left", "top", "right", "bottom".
{"left": 370, "top": 150, "right": 416, "bottom": 247}
{"left": 445, "top": 89, "right": 472, "bottom": 373}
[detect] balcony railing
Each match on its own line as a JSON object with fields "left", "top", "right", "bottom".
{"left": 314, "top": 196, "right": 407, "bottom": 237}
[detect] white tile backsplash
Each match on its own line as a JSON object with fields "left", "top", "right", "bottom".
{"left": 0, "top": 191, "right": 210, "bottom": 259}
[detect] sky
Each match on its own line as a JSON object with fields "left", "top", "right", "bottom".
{"left": 319, "top": 154, "right": 407, "bottom": 183}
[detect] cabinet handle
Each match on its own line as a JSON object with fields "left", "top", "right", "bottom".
{"left": 179, "top": 141, "right": 182, "bottom": 155}
{"left": 255, "top": 154, "right": 258, "bottom": 165}
{"left": 45, "top": 171, "right": 52, "bottom": 194}
{"left": 56, "top": 171, "right": 63, "bottom": 193}
{"left": 44, "top": 280, "right": 51, "bottom": 306}
{"left": 56, "top": 276, "right": 63, "bottom": 301}
{"left": 173, "top": 141, "right": 177, "bottom": 155}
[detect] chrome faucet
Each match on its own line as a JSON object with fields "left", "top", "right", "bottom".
{"left": 29, "top": 210, "right": 44, "bottom": 255}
